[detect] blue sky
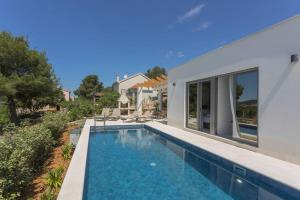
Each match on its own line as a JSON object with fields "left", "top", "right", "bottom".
{"left": 1, "top": 0, "right": 300, "bottom": 91}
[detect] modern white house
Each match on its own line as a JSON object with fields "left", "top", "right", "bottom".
{"left": 112, "top": 73, "right": 157, "bottom": 115}
{"left": 167, "top": 15, "right": 300, "bottom": 165}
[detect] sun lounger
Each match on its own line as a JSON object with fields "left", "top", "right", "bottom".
{"left": 95, "top": 108, "right": 110, "bottom": 121}
{"left": 109, "top": 108, "right": 120, "bottom": 121}
{"left": 137, "top": 110, "right": 153, "bottom": 123}
{"left": 123, "top": 111, "right": 138, "bottom": 123}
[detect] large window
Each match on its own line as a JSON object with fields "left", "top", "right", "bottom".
{"left": 235, "top": 70, "right": 258, "bottom": 142}
{"left": 185, "top": 70, "right": 258, "bottom": 145}
{"left": 187, "top": 83, "right": 198, "bottom": 130}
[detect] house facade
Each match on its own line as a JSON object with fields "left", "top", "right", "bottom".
{"left": 167, "top": 15, "right": 300, "bottom": 164}
{"left": 62, "top": 89, "right": 72, "bottom": 101}
{"left": 113, "top": 73, "right": 149, "bottom": 93}
{"left": 113, "top": 73, "right": 157, "bottom": 115}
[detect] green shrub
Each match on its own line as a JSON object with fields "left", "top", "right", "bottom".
{"left": 68, "top": 108, "right": 83, "bottom": 122}
{"left": 61, "top": 99, "right": 95, "bottom": 121}
{"left": 0, "top": 125, "right": 53, "bottom": 199}
{"left": 1, "top": 123, "right": 18, "bottom": 135}
{"left": 0, "top": 111, "right": 68, "bottom": 199}
{"left": 0, "top": 103, "right": 10, "bottom": 133}
{"left": 60, "top": 92, "right": 120, "bottom": 121}
{"left": 45, "top": 166, "right": 64, "bottom": 191}
{"left": 40, "top": 189, "right": 56, "bottom": 200}
{"left": 41, "top": 112, "right": 69, "bottom": 140}
{"left": 62, "top": 144, "right": 73, "bottom": 160}
{"left": 97, "top": 91, "right": 119, "bottom": 109}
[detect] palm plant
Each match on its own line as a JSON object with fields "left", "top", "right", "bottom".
{"left": 62, "top": 144, "right": 73, "bottom": 160}
{"left": 45, "top": 166, "right": 64, "bottom": 191}
{"left": 40, "top": 189, "right": 56, "bottom": 200}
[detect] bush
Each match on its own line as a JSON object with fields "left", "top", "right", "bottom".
{"left": 41, "top": 112, "right": 69, "bottom": 140}
{"left": 0, "top": 111, "right": 68, "bottom": 199}
{"left": 0, "top": 103, "right": 10, "bottom": 133}
{"left": 0, "top": 125, "right": 53, "bottom": 199}
{"left": 62, "top": 144, "right": 73, "bottom": 160}
{"left": 68, "top": 108, "right": 84, "bottom": 122}
{"left": 60, "top": 91, "right": 120, "bottom": 121}
{"left": 45, "top": 166, "right": 64, "bottom": 192}
{"left": 40, "top": 190, "right": 56, "bottom": 200}
{"left": 61, "top": 99, "right": 95, "bottom": 121}
{"left": 97, "top": 91, "right": 119, "bottom": 109}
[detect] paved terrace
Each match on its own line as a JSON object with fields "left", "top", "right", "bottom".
{"left": 58, "top": 119, "right": 300, "bottom": 200}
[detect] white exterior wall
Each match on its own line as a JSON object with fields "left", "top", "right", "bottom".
{"left": 62, "top": 89, "right": 71, "bottom": 101}
{"left": 168, "top": 15, "right": 300, "bottom": 164}
{"left": 115, "top": 73, "right": 158, "bottom": 113}
{"left": 118, "top": 74, "right": 149, "bottom": 93}
{"left": 137, "top": 87, "right": 143, "bottom": 114}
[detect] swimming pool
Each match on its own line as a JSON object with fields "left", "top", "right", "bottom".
{"left": 83, "top": 125, "right": 300, "bottom": 200}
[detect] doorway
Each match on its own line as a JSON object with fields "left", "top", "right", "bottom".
{"left": 187, "top": 79, "right": 215, "bottom": 134}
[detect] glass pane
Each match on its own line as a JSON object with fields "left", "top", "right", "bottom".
{"left": 201, "top": 81, "right": 211, "bottom": 133}
{"left": 187, "top": 83, "right": 198, "bottom": 130}
{"left": 235, "top": 70, "right": 258, "bottom": 142}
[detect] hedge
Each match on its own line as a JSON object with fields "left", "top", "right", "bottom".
{"left": 0, "top": 112, "right": 68, "bottom": 199}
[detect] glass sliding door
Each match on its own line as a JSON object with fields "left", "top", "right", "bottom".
{"left": 186, "top": 71, "right": 257, "bottom": 145}
{"left": 200, "top": 81, "right": 211, "bottom": 133}
{"left": 187, "top": 80, "right": 214, "bottom": 133}
{"left": 235, "top": 70, "right": 258, "bottom": 142}
{"left": 187, "top": 83, "right": 198, "bottom": 130}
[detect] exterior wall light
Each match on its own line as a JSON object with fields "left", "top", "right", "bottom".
{"left": 291, "top": 54, "right": 298, "bottom": 63}
{"left": 172, "top": 82, "right": 176, "bottom": 87}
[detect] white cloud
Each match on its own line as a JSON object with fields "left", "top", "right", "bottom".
{"left": 166, "top": 50, "right": 184, "bottom": 58}
{"left": 165, "top": 50, "right": 175, "bottom": 58}
{"left": 192, "top": 21, "right": 211, "bottom": 32}
{"left": 177, "top": 51, "right": 184, "bottom": 58}
{"left": 178, "top": 4, "right": 205, "bottom": 23}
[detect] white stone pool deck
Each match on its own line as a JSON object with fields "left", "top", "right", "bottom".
{"left": 58, "top": 119, "right": 300, "bottom": 200}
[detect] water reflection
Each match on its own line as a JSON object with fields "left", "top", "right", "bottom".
{"left": 187, "top": 83, "right": 198, "bottom": 130}
{"left": 235, "top": 70, "right": 258, "bottom": 142}
{"left": 113, "top": 129, "right": 284, "bottom": 200}
{"left": 115, "top": 129, "right": 156, "bottom": 149}
{"left": 184, "top": 150, "right": 283, "bottom": 200}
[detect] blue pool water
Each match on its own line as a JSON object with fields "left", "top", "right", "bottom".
{"left": 84, "top": 127, "right": 295, "bottom": 200}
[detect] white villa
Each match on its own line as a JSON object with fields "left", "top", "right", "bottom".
{"left": 168, "top": 15, "right": 300, "bottom": 165}
{"left": 59, "top": 15, "right": 300, "bottom": 200}
{"left": 112, "top": 73, "right": 157, "bottom": 115}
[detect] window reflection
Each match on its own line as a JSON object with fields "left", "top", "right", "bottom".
{"left": 187, "top": 83, "right": 198, "bottom": 130}
{"left": 235, "top": 70, "right": 258, "bottom": 142}
{"left": 201, "top": 81, "right": 211, "bottom": 132}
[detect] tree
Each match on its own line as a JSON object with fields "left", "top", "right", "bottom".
{"left": 145, "top": 66, "right": 167, "bottom": 79}
{"left": 236, "top": 84, "right": 244, "bottom": 100}
{"left": 98, "top": 90, "right": 120, "bottom": 108}
{"left": 0, "top": 101, "right": 9, "bottom": 131}
{"left": 102, "top": 86, "right": 113, "bottom": 93}
{"left": 0, "top": 32, "right": 63, "bottom": 124}
{"left": 74, "top": 75, "right": 103, "bottom": 100}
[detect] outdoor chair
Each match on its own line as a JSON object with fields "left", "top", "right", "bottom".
{"left": 137, "top": 110, "right": 153, "bottom": 123}
{"left": 123, "top": 111, "right": 138, "bottom": 123}
{"left": 109, "top": 108, "right": 120, "bottom": 121}
{"left": 95, "top": 108, "right": 111, "bottom": 121}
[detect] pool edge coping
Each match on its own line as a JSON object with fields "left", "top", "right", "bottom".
{"left": 58, "top": 119, "right": 300, "bottom": 199}
{"left": 57, "top": 120, "right": 91, "bottom": 200}
{"left": 144, "top": 123, "right": 300, "bottom": 199}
